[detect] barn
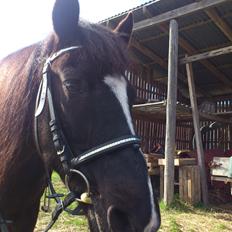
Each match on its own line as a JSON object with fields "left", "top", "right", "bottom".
{"left": 100, "top": 0, "right": 232, "bottom": 205}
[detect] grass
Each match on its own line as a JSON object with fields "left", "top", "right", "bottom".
{"left": 158, "top": 197, "right": 232, "bottom": 232}
{"left": 34, "top": 172, "right": 88, "bottom": 232}
{"left": 35, "top": 173, "right": 232, "bottom": 231}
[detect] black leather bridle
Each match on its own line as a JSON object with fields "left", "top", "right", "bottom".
{"left": 34, "top": 46, "right": 141, "bottom": 231}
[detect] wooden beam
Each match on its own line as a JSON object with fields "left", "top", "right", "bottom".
{"left": 132, "top": 39, "right": 189, "bottom": 96}
{"left": 140, "top": 7, "right": 212, "bottom": 98}
{"left": 200, "top": 59, "right": 232, "bottom": 86}
{"left": 164, "top": 20, "right": 179, "bottom": 205}
{"left": 141, "top": 6, "right": 215, "bottom": 97}
{"left": 131, "top": 37, "right": 211, "bottom": 97}
{"left": 158, "top": 24, "right": 232, "bottom": 87}
{"left": 134, "top": 0, "right": 229, "bottom": 32}
{"left": 131, "top": 38, "right": 167, "bottom": 68}
{"left": 131, "top": 6, "right": 212, "bottom": 99}
{"left": 180, "top": 45, "right": 232, "bottom": 64}
{"left": 142, "top": 6, "right": 153, "bottom": 18}
{"left": 205, "top": 8, "right": 232, "bottom": 42}
{"left": 186, "top": 62, "right": 209, "bottom": 206}
{"left": 199, "top": 112, "right": 232, "bottom": 124}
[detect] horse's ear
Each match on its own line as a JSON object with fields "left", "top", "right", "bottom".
{"left": 52, "top": 0, "right": 80, "bottom": 41}
{"left": 114, "top": 12, "right": 133, "bottom": 45}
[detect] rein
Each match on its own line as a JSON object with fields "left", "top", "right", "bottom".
{"left": 34, "top": 46, "right": 141, "bottom": 231}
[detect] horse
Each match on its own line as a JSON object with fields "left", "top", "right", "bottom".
{"left": 0, "top": 0, "right": 160, "bottom": 231}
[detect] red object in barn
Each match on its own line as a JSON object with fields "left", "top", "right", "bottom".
{"left": 194, "top": 149, "right": 232, "bottom": 203}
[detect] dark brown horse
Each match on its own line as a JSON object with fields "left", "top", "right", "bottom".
{"left": 0, "top": 0, "right": 160, "bottom": 231}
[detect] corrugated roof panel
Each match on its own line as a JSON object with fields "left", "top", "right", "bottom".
{"left": 147, "top": 0, "right": 194, "bottom": 16}
{"left": 151, "top": 63, "right": 167, "bottom": 77}
{"left": 224, "top": 15, "right": 232, "bottom": 28}
{"left": 221, "top": 68, "right": 232, "bottom": 79}
{"left": 180, "top": 22, "right": 229, "bottom": 51}
{"left": 193, "top": 63, "right": 220, "bottom": 85}
{"left": 177, "top": 11, "right": 209, "bottom": 29}
{"left": 133, "top": 26, "right": 164, "bottom": 41}
{"left": 210, "top": 54, "right": 232, "bottom": 81}
{"left": 216, "top": 1, "right": 232, "bottom": 15}
{"left": 101, "top": 0, "right": 232, "bottom": 97}
{"left": 100, "top": 0, "right": 195, "bottom": 24}
{"left": 99, "top": 0, "right": 159, "bottom": 23}
{"left": 130, "top": 47, "right": 153, "bottom": 64}
{"left": 210, "top": 53, "right": 232, "bottom": 66}
{"left": 145, "top": 36, "right": 169, "bottom": 59}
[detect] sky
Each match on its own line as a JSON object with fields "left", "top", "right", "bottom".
{"left": 0, "top": 0, "right": 147, "bottom": 59}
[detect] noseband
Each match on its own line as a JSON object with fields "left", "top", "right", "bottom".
{"left": 34, "top": 46, "right": 141, "bottom": 231}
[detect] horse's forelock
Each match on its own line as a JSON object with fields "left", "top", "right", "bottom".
{"left": 77, "top": 22, "right": 130, "bottom": 75}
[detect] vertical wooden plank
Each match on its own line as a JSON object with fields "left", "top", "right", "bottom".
{"left": 196, "top": 165, "right": 201, "bottom": 204}
{"left": 187, "top": 167, "right": 192, "bottom": 203}
{"left": 186, "top": 62, "right": 209, "bottom": 206}
{"left": 183, "top": 167, "right": 187, "bottom": 202}
{"left": 191, "top": 166, "right": 195, "bottom": 204}
{"left": 160, "top": 166, "right": 164, "bottom": 199}
{"left": 164, "top": 20, "right": 179, "bottom": 205}
{"left": 179, "top": 166, "right": 183, "bottom": 199}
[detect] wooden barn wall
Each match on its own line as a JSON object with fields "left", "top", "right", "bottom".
{"left": 127, "top": 67, "right": 232, "bottom": 153}
{"left": 199, "top": 99, "right": 232, "bottom": 151}
{"left": 126, "top": 68, "right": 167, "bottom": 102}
{"left": 133, "top": 118, "right": 193, "bottom": 153}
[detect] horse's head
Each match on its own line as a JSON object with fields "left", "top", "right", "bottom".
{"left": 36, "top": 0, "right": 160, "bottom": 231}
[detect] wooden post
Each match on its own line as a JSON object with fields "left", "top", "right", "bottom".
{"left": 186, "top": 62, "right": 209, "bottom": 206}
{"left": 164, "top": 20, "right": 179, "bottom": 205}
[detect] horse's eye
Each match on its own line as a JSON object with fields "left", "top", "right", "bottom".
{"left": 63, "top": 79, "right": 79, "bottom": 93}
{"left": 63, "top": 79, "right": 87, "bottom": 96}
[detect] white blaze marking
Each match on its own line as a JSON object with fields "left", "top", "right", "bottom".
{"left": 144, "top": 177, "right": 160, "bottom": 232}
{"left": 104, "top": 75, "right": 159, "bottom": 231}
{"left": 104, "top": 75, "right": 135, "bottom": 135}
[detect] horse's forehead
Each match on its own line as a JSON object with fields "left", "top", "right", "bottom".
{"left": 104, "top": 75, "right": 135, "bottom": 135}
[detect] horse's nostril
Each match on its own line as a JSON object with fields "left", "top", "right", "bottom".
{"left": 107, "top": 205, "right": 132, "bottom": 232}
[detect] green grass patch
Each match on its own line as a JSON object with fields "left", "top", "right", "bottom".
{"left": 159, "top": 195, "right": 193, "bottom": 213}
{"left": 36, "top": 173, "right": 232, "bottom": 232}
{"left": 214, "top": 223, "right": 229, "bottom": 231}
{"left": 169, "top": 218, "right": 182, "bottom": 232}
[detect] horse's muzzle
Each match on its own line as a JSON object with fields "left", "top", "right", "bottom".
{"left": 107, "top": 205, "right": 160, "bottom": 232}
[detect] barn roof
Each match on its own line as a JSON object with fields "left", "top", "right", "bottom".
{"left": 100, "top": 0, "right": 232, "bottom": 99}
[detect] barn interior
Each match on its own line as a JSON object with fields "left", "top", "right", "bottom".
{"left": 100, "top": 0, "right": 232, "bottom": 205}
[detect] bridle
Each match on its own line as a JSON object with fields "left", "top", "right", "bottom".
{"left": 34, "top": 46, "right": 141, "bottom": 231}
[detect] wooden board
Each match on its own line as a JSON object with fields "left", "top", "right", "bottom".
{"left": 179, "top": 165, "right": 201, "bottom": 204}
{"left": 158, "top": 158, "right": 197, "bottom": 166}
{"left": 144, "top": 153, "right": 164, "bottom": 159}
{"left": 211, "top": 157, "right": 231, "bottom": 177}
{"left": 211, "top": 176, "right": 232, "bottom": 195}
{"left": 147, "top": 162, "right": 158, "bottom": 168}
{"left": 144, "top": 153, "right": 163, "bottom": 162}
{"left": 211, "top": 176, "right": 232, "bottom": 183}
